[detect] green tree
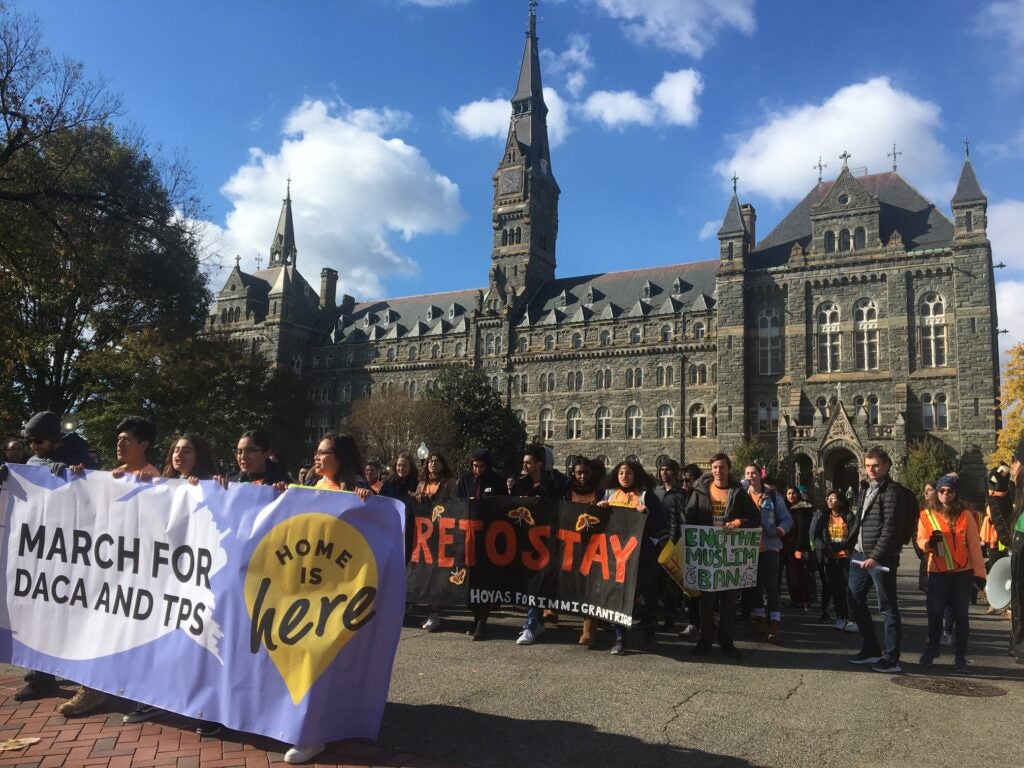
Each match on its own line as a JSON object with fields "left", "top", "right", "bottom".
{"left": 346, "top": 392, "right": 459, "bottom": 469}
{"left": 428, "top": 364, "right": 527, "bottom": 476}
{"left": 898, "top": 438, "right": 957, "bottom": 500}
{"left": 995, "top": 342, "right": 1024, "bottom": 464}
{"left": 731, "top": 438, "right": 779, "bottom": 479}
{"left": 0, "top": 6, "right": 208, "bottom": 425}
{"left": 74, "top": 330, "right": 308, "bottom": 470}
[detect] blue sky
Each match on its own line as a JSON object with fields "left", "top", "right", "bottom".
{"left": 24, "top": 0, "right": 1024, "bottom": 352}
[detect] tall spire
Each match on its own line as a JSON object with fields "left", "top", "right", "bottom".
{"left": 268, "top": 182, "right": 297, "bottom": 268}
{"left": 513, "top": 2, "right": 542, "bottom": 103}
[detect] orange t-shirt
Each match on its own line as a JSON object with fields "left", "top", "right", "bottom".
{"left": 709, "top": 483, "right": 729, "bottom": 528}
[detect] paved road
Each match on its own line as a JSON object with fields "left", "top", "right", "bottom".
{"left": 381, "top": 561, "right": 1023, "bottom": 768}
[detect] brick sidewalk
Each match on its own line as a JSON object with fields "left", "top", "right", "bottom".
{"left": 0, "top": 675, "right": 458, "bottom": 768}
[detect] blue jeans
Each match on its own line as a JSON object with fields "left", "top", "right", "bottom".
{"left": 926, "top": 571, "right": 973, "bottom": 659}
{"left": 523, "top": 607, "right": 543, "bottom": 631}
{"left": 751, "top": 549, "right": 781, "bottom": 621}
{"left": 847, "top": 552, "right": 901, "bottom": 661}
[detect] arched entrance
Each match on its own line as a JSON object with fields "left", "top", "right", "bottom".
{"left": 793, "top": 453, "right": 814, "bottom": 491}
{"left": 824, "top": 447, "right": 860, "bottom": 497}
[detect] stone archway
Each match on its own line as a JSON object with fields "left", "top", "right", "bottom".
{"left": 824, "top": 446, "right": 861, "bottom": 498}
{"left": 793, "top": 452, "right": 814, "bottom": 491}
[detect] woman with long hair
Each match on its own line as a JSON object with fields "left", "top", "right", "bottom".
{"left": 162, "top": 433, "right": 216, "bottom": 481}
{"left": 415, "top": 452, "right": 457, "bottom": 632}
{"left": 312, "top": 433, "right": 371, "bottom": 500}
{"left": 566, "top": 456, "right": 602, "bottom": 645}
{"left": 917, "top": 474, "right": 986, "bottom": 672}
{"left": 597, "top": 459, "right": 666, "bottom": 655}
{"left": 380, "top": 452, "right": 418, "bottom": 499}
{"left": 227, "top": 430, "right": 290, "bottom": 486}
{"left": 812, "top": 490, "right": 858, "bottom": 633}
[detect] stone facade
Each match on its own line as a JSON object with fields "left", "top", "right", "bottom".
{"left": 205, "top": 9, "right": 1001, "bottom": 498}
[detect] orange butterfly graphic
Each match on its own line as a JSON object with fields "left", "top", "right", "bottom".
{"left": 449, "top": 567, "right": 467, "bottom": 586}
{"left": 507, "top": 507, "right": 535, "bottom": 526}
{"left": 575, "top": 513, "right": 601, "bottom": 532}
{"left": 431, "top": 505, "right": 445, "bottom": 521}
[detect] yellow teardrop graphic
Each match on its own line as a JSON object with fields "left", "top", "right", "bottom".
{"left": 245, "top": 512, "right": 379, "bottom": 704}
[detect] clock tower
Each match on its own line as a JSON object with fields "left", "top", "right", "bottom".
{"left": 490, "top": 1, "right": 560, "bottom": 303}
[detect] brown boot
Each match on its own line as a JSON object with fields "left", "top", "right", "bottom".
{"left": 767, "top": 620, "right": 782, "bottom": 644}
{"left": 578, "top": 618, "right": 595, "bottom": 646}
{"left": 57, "top": 686, "right": 107, "bottom": 717}
{"left": 543, "top": 609, "right": 559, "bottom": 625}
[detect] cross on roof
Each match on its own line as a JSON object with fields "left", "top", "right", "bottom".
{"left": 731, "top": 173, "right": 738, "bottom": 194}
{"left": 255, "top": 253, "right": 263, "bottom": 270}
{"left": 964, "top": 137, "right": 970, "bottom": 159}
{"left": 234, "top": 254, "right": 241, "bottom": 268}
{"left": 888, "top": 142, "right": 902, "bottom": 172}
{"left": 814, "top": 156, "right": 827, "bottom": 183}
{"left": 839, "top": 151, "right": 851, "bottom": 168}
{"left": 835, "top": 382, "right": 844, "bottom": 402}
{"left": 286, "top": 175, "right": 292, "bottom": 198}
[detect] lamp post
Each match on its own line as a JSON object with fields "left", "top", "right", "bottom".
{"left": 61, "top": 418, "right": 78, "bottom": 434}
{"left": 416, "top": 441, "right": 429, "bottom": 468}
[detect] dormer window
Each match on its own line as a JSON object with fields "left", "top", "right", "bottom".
{"left": 642, "top": 281, "right": 653, "bottom": 299}
{"left": 672, "top": 278, "right": 684, "bottom": 295}
{"left": 586, "top": 287, "right": 596, "bottom": 305}
{"left": 448, "top": 305, "right": 456, "bottom": 320}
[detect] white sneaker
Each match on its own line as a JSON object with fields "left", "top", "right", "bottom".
{"left": 940, "top": 631, "right": 953, "bottom": 646}
{"left": 516, "top": 625, "right": 545, "bottom": 645}
{"left": 421, "top": 612, "right": 441, "bottom": 632}
{"left": 833, "top": 618, "right": 847, "bottom": 631}
{"left": 843, "top": 621, "right": 860, "bottom": 633}
{"left": 284, "top": 743, "right": 325, "bottom": 764}
{"left": 678, "top": 623, "right": 700, "bottom": 638}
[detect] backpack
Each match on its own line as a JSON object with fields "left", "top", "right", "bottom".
{"left": 891, "top": 481, "right": 920, "bottom": 546}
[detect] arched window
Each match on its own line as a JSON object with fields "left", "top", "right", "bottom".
{"left": 660, "top": 325, "right": 672, "bottom": 343}
{"left": 485, "top": 334, "right": 495, "bottom": 355}
{"left": 667, "top": 365, "right": 674, "bottom": 386}
{"left": 816, "top": 396, "right": 828, "bottom": 420}
{"left": 697, "top": 365, "right": 707, "bottom": 385}
{"left": 919, "top": 293, "right": 947, "bottom": 367}
{"left": 630, "top": 327, "right": 641, "bottom": 344}
{"left": 409, "top": 381, "right": 417, "bottom": 397}
{"left": 758, "top": 401, "right": 769, "bottom": 433}
{"left": 571, "top": 332, "right": 582, "bottom": 349}
{"left": 540, "top": 374, "right": 547, "bottom": 393}
{"left": 816, "top": 302, "right": 841, "bottom": 373}
{"left": 567, "top": 407, "right": 582, "bottom": 439}
{"left": 693, "top": 322, "right": 706, "bottom": 340}
{"left": 868, "top": 394, "right": 879, "bottom": 425}
{"left": 595, "top": 369, "right": 604, "bottom": 389}
{"left": 758, "top": 307, "right": 782, "bottom": 375}
{"left": 770, "top": 399, "right": 779, "bottom": 431}
{"left": 626, "top": 369, "right": 634, "bottom": 388}
{"left": 540, "top": 409, "right": 553, "bottom": 440}
{"left": 689, "top": 404, "right": 707, "bottom": 437}
{"left": 854, "top": 227, "right": 866, "bottom": 249}
{"left": 567, "top": 372, "right": 576, "bottom": 391}
{"left": 455, "top": 342, "right": 464, "bottom": 357}
{"left": 501, "top": 230, "right": 508, "bottom": 246}
{"left": 312, "top": 355, "right": 320, "bottom": 369}
{"left": 596, "top": 407, "right": 611, "bottom": 439}
{"left": 657, "top": 405, "right": 674, "bottom": 438}
{"left": 544, "top": 334, "right": 555, "bottom": 351}
{"left": 839, "top": 229, "right": 851, "bottom": 252}
{"left": 221, "top": 308, "right": 228, "bottom": 323}
{"left": 603, "top": 369, "right": 612, "bottom": 389}
{"left": 626, "top": 405, "right": 642, "bottom": 439}
{"left": 656, "top": 367, "right": 664, "bottom": 386}
{"left": 514, "top": 409, "right": 526, "bottom": 424}
{"left": 921, "top": 394, "right": 934, "bottom": 431}
{"left": 291, "top": 354, "right": 302, "bottom": 374}
{"left": 824, "top": 231, "right": 836, "bottom": 253}
{"left": 689, "top": 365, "right": 698, "bottom": 385}
{"left": 635, "top": 368, "right": 643, "bottom": 387}
{"left": 409, "top": 346, "right": 418, "bottom": 361}
{"left": 517, "top": 336, "right": 528, "bottom": 353}
{"left": 600, "top": 330, "right": 611, "bottom": 347}
{"left": 515, "top": 227, "right": 522, "bottom": 244}
{"left": 521, "top": 374, "right": 528, "bottom": 393}
{"left": 431, "top": 344, "right": 440, "bottom": 359}
{"left": 854, "top": 298, "right": 879, "bottom": 370}
{"left": 935, "top": 393, "right": 948, "bottom": 429}
{"left": 547, "top": 372, "right": 555, "bottom": 391}
{"left": 574, "top": 371, "right": 583, "bottom": 391}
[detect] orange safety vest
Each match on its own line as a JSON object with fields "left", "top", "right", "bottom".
{"left": 919, "top": 509, "right": 971, "bottom": 572}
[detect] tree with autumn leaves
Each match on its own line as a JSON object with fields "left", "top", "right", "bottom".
{"left": 994, "top": 342, "right": 1024, "bottom": 464}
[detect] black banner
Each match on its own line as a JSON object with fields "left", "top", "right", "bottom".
{"left": 405, "top": 497, "right": 645, "bottom": 626}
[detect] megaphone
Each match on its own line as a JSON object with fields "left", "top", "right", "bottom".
{"left": 986, "top": 557, "right": 1013, "bottom": 611}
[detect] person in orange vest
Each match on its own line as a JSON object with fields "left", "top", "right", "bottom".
{"left": 917, "top": 474, "right": 986, "bottom": 673}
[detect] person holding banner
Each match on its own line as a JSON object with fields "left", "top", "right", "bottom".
{"left": 597, "top": 460, "right": 667, "bottom": 655}
{"left": 742, "top": 466, "right": 792, "bottom": 645}
{"left": 917, "top": 474, "right": 986, "bottom": 672}
{"left": 812, "top": 490, "right": 858, "bottom": 632}
{"left": 162, "top": 433, "right": 216, "bottom": 482}
{"left": 312, "top": 434, "right": 372, "bottom": 499}
{"left": 415, "top": 452, "right": 457, "bottom": 632}
{"left": 227, "top": 430, "right": 291, "bottom": 486}
{"left": 567, "top": 456, "right": 603, "bottom": 645}
{"left": 685, "top": 453, "right": 760, "bottom": 659}
{"left": 381, "top": 452, "right": 418, "bottom": 499}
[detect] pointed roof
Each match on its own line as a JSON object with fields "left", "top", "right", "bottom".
{"left": 952, "top": 159, "right": 985, "bottom": 204}
{"left": 718, "top": 194, "right": 745, "bottom": 236}
{"left": 269, "top": 182, "right": 298, "bottom": 267}
{"left": 513, "top": 5, "right": 543, "bottom": 104}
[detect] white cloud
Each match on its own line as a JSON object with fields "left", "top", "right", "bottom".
{"left": 581, "top": 68, "right": 702, "bottom": 128}
{"left": 698, "top": 219, "right": 719, "bottom": 240}
{"left": 587, "top": 0, "right": 756, "bottom": 57}
{"left": 213, "top": 99, "right": 465, "bottom": 299}
{"left": 541, "top": 33, "right": 594, "bottom": 98}
{"left": 989, "top": 199, "right": 1024, "bottom": 271}
{"left": 447, "top": 87, "right": 570, "bottom": 146}
{"left": 977, "top": 1, "right": 1024, "bottom": 73}
{"left": 714, "top": 77, "right": 950, "bottom": 203}
{"left": 979, "top": 127, "right": 1024, "bottom": 161}
{"left": 996, "top": 280, "right": 1024, "bottom": 357}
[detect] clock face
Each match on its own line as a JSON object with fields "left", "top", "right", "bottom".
{"left": 499, "top": 169, "right": 522, "bottom": 195}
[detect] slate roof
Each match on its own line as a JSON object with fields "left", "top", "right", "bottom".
{"left": 718, "top": 194, "right": 745, "bottom": 236}
{"left": 748, "top": 171, "right": 955, "bottom": 269}
{"left": 952, "top": 159, "right": 986, "bottom": 204}
{"left": 331, "top": 288, "right": 480, "bottom": 344}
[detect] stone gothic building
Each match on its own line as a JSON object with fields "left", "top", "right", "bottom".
{"left": 206, "top": 7, "right": 1001, "bottom": 497}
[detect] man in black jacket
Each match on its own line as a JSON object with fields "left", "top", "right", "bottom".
{"left": 846, "top": 447, "right": 905, "bottom": 673}
{"left": 684, "top": 453, "right": 760, "bottom": 659}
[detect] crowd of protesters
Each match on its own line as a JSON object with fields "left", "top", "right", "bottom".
{"left": 2, "top": 411, "right": 1023, "bottom": 763}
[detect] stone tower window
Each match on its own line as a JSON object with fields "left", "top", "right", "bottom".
{"left": 854, "top": 227, "right": 866, "bottom": 249}
{"left": 689, "top": 404, "right": 707, "bottom": 438}
{"left": 485, "top": 334, "right": 495, "bottom": 355}
{"left": 757, "top": 400, "right": 779, "bottom": 433}
{"left": 854, "top": 298, "right": 879, "bottom": 370}
{"left": 656, "top": 366, "right": 664, "bottom": 386}
{"left": 630, "top": 327, "right": 641, "bottom": 344}
{"left": 839, "top": 229, "right": 851, "bottom": 252}
{"left": 919, "top": 293, "right": 947, "bottom": 367}
{"left": 517, "top": 336, "right": 528, "bottom": 353}
{"left": 816, "top": 302, "right": 841, "bottom": 373}
{"left": 540, "top": 408, "right": 553, "bottom": 440}
{"left": 544, "top": 334, "right": 555, "bottom": 351}
{"left": 657, "top": 405, "right": 674, "bottom": 438}
{"left": 660, "top": 325, "right": 671, "bottom": 343}
{"left": 693, "top": 322, "right": 705, "bottom": 340}
{"left": 409, "top": 346, "right": 418, "bottom": 361}
{"left": 600, "top": 330, "right": 611, "bottom": 346}
{"left": 824, "top": 231, "right": 836, "bottom": 253}
{"left": 596, "top": 407, "right": 612, "bottom": 439}
{"left": 455, "top": 342, "right": 465, "bottom": 357}
{"left": 667, "top": 365, "right": 674, "bottom": 386}
{"left": 566, "top": 408, "right": 582, "bottom": 440}
{"left": 572, "top": 332, "right": 582, "bottom": 349}
{"left": 965, "top": 211, "right": 974, "bottom": 232}
{"left": 431, "top": 344, "right": 440, "bottom": 359}
{"left": 625, "top": 405, "right": 642, "bottom": 439}
{"left": 521, "top": 374, "right": 529, "bottom": 393}
{"left": 758, "top": 307, "right": 782, "bottom": 375}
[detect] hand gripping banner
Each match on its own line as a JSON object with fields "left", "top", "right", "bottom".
{"left": 405, "top": 497, "right": 646, "bottom": 626}
{"left": 0, "top": 464, "right": 406, "bottom": 745}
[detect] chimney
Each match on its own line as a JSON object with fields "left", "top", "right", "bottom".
{"left": 740, "top": 204, "right": 756, "bottom": 249}
{"left": 339, "top": 293, "right": 355, "bottom": 315}
{"left": 320, "top": 268, "right": 338, "bottom": 310}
